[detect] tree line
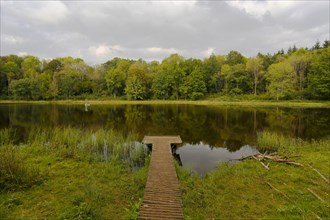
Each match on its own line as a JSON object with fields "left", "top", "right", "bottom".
{"left": 0, "top": 40, "right": 329, "bottom": 100}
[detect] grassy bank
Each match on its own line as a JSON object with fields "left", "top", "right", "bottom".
{"left": 0, "top": 128, "right": 148, "bottom": 219}
{"left": 1, "top": 127, "right": 329, "bottom": 219}
{"left": 0, "top": 99, "right": 330, "bottom": 108}
{"left": 177, "top": 132, "right": 330, "bottom": 219}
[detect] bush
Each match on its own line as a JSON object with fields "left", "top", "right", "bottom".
{"left": 0, "top": 145, "right": 43, "bottom": 191}
{"left": 191, "top": 92, "right": 204, "bottom": 100}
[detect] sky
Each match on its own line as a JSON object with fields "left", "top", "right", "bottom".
{"left": 1, "top": 0, "right": 329, "bottom": 65}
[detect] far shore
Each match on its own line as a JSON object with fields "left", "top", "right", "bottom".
{"left": 1, "top": 99, "right": 330, "bottom": 108}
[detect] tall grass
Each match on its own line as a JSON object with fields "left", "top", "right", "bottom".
{"left": 0, "top": 145, "right": 42, "bottom": 191}
{"left": 26, "top": 127, "right": 148, "bottom": 167}
{"left": 0, "top": 128, "right": 15, "bottom": 145}
{"left": 257, "top": 131, "right": 304, "bottom": 153}
{"left": 1, "top": 127, "right": 147, "bottom": 191}
{"left": 257, "top": 131, "right": 330, "bottom": 155}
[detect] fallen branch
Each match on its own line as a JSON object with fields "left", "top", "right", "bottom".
{"left": 309, "top": 165, "right": 330, "bottom": 184}
{"left": 238, "top": 153, "right": 304, "bottom": 167}
{"left": 266, "top": 181, "right": 290, "bottom": 201}
{"left": 307, "top": 188, "right": 325, "bottom": 203}
{"left": 253, "top": 155, "right": 270, "bottom": 170}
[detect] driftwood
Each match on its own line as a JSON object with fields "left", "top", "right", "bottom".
{"left": 239, "top": 153, "right": 304, "bottom": 169}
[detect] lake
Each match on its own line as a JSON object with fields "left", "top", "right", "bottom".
{"left": 0, "top": 103, "right": 329, "bottom": 174}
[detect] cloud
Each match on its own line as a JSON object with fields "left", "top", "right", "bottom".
{"left": 147, "top": 47, "right": 179, "bottom": 54}
{"left": 1, "top": 1, "right": 329, "bottom": 65}
{"left": 18, "top": 52, "right": 28, "bottom": 56}
{"left": 1, "top": 34, "right": 25, "bottom": 45}
{"left": 2, "top": 1, "right": 69, "bottom": 25}
{"left": 89, "top": 45, "right": 112, "bottom": 57}
{"left": 226, "top": 1, "right": 298, "bottom": 20}
{"left": 25, "top": 1, "right": 69, "bottom": 25}
{"left": 201, "top": 48, "right": 215, "bottom": 57}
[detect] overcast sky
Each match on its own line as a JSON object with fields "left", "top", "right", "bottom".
{"left": 1, "top": 0, "right": 329, "bottom": 65}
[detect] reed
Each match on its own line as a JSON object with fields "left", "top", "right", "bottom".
{"left": 26, "top": 127, "right": 148, "bottom": 167}
{"left": 0, "top": 128, "right": 15, "bottom": 145}
{"left": 257, "top": 131, "right": 304, "bottom": 153}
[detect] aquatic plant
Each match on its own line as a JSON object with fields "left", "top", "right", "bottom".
{"left": 257, "top": 131, "right": 303, "bottom": 153}
{"left": 0, "top": 128, "right": 15, "bottom": 146}
{"left": 25, "top": 127, "right": 148, "bottom": 167}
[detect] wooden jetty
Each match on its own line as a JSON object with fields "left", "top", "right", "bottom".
{"left": 138, "top": 136, "right": 184, "bottom": 220}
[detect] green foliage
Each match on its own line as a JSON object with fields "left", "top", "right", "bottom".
{"left": 21, "top": 56, "right": 41, "bottom": 79}
{"left": 0, "top": 42, "right": 329, "bottom": 101}
{"left": 308, "top": 47, "right": 330, "bottom": 99}
{"left": 180, "top": 68, "right": 207, "bottom": 100}
{"left": 125, "top": 62, "right": 148, "bottom": 100}
{"left": 267, "top": 61, "right": 295, "bottom": 100}
{"left": 246, "top": 56, "right": 263, "bottom": 95}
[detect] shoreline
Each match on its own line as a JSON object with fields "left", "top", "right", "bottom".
{"left": 0, "top": 99, "right": 330, "bottom": 108}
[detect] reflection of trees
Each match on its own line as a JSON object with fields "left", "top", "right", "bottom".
{"left": 0, "top": 104, "right": 329, "bottom": 150}
{"left": 124, "top": 105, "right": 149, "bottom": 136}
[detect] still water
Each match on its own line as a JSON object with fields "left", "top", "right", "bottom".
{"left": 0, "top": 104, "right": 329, "bottom": 174}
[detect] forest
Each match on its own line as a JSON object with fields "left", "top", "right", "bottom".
{"left": 0, "top": 40, "right": 329, "bottom": 101}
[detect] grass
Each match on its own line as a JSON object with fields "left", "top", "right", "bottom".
{"left": 1, "top": 126, "right": 329, "bottom": 219}
{"left": 0, "top": 99, "right": 329, "bottom": 108}
{"left": 0, "top": 127, "right": 149, "bottom": 219}
{"left": 177, "top": 133, "right": 330, "bottom": 219}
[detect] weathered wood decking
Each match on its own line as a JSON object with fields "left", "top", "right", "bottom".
{"left": 138, "top": 136, "right": 184, "bottom": 220}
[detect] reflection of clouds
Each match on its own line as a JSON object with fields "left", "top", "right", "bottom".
{"left": 176, "top": 143, "right": 258, "bottom": 175}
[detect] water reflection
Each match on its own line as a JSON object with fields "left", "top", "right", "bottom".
{"left": 0, "top": 104, "right": 329, "bottom": 173}
{"left": 176, "top": 143, "right": 258, "bottom": 174}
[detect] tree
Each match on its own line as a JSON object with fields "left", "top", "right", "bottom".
{"left": 9, "top": 78, "right": 31, "bottom": 99}
{"left": 56, "top": 67, "right": 82, "bottom": 98}
{"left": 220, "top": 64, "right": 231, "bottom": 95}
{"left": 246, "top": 57, "right": 263, "bottom": 95}
{"left": 307, "top": 47, "right": 330, "bottom": 99}
{"left": 289, "top": 48, "right": 311, "bottom": 93}
{"left": 2, "top": 61, "right": 20, "bottom": 95}
{"left": 44, "top": 59, "right": 63, "bottom": 73}
{"left": 267, "top": 61, "right": 295, "bottom": 100}
{"left": 180, "top": 68, "right": 206, "bottom": 100}
{"left": 104, "top": 59, "right": 131, "bottom": 97}
{"left": 313, "top": 40, "right": 321, "bottom": 50}
{"left": 153, "top": 54, "right": 185, "bottom": 99}
{"left": 226, "top": 51, "right": 246, "bottom": 66}
{"left": 202, "top": 55, "right": 222, "bottom": 93}
{"left": 228, "top": 64, "right": 250, "bottom": 95}
{"left": 21, "top": 56, "right": 41, "bottom": 79}
{"left": 125, "top": 62, "right": 148, "bottom": 100}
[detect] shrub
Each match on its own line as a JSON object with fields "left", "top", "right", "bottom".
{"left": 0, "top": 145, "right": 43, "bottom": 191}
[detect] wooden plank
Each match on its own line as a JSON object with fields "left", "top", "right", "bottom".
{"left": 138, "top": 136, "right": 184, "bottom": 220}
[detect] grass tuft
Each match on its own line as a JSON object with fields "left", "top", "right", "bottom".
{"left": 0, "top": 145, "right": 43, "bottom": 191}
